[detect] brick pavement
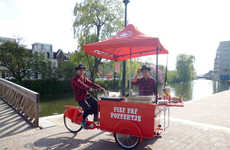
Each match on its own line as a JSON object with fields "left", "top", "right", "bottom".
{"left": 0, "top": 90, "right": 230, "bottom": 150}
{"left": 0, "top": 99, "right": 32, "bottom": 139}
{"left": 1, "top": 115, "right": 230, "bottom": 150}
{"left": 171, "top": 90, "right": 230, "bottom": 128}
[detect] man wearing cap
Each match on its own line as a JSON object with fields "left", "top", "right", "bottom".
{"left": 131, "top": 65, "right": 156, "bottom": 96}
{"left": 72, "top": 64, "right": 105, "bottom": 129}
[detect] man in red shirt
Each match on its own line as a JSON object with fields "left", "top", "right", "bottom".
{"left": 72, "top": 64, "right": 105, "bottom": 129}
{"left": 131, "top": 65, "right": 156, "bottom": 96}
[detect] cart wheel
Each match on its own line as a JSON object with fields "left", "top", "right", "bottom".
{"left": 114, "top": 133, "right": 140, "bottom": 149}
{"left": 64, "top": 116, "right": 82, "bottom": 133}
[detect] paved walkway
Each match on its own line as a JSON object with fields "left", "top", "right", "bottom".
{"left": 171, "top": 90, "right": 230, "bottom": 128}
{"left": 0, "top": 99, "right": 32, "bottom": 139}
{"left": 1, "top": 91, "right": 230, "bottom": 150}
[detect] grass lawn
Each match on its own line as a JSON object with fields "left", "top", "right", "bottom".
{"left": 40, "top": 93, "right": 77, "bottom": 117}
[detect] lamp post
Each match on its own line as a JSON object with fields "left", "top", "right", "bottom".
{"left": 121, "top": 0, "right": 130, "bottom": 96}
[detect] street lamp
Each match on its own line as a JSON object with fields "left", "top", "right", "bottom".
{"left": 123, "top": 0, "right": 129, "bottom": 26}
{"left": 121, "top": 0, "right": 130, "bottom": 96}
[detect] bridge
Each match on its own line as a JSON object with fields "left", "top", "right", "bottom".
{"left": 0, "top": 78, "right": 39, "bottom": 127}
{"left": 196, "top": 75, "right": 212, "bottom": 80}
{"left": 0, "top": 78, "right": 230, "bottom": 149}
{"left": 0, "top": 78, "right": 39, "bottom": 139}
{"left": 0, "top": 98, "right": 33, "bottom": 138}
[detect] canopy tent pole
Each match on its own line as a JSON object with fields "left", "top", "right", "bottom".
{"left": 121, "top": 0, "right": 129, "bottom": 96}
{"left": 155, "top": 47, "right": 159, "bottom": 103}
{"left": 164, "top": 54, "right": 169, "bottom": 88}
{"left": 129, "top": 48, "right": 132, "bottom": 96}
{"left": 113, "top": 63, "right": 116, "bottom": 91}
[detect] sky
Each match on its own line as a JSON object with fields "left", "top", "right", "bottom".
{"left": 0, "top": 0, "right": 77, "bottom": 51}
{"left": 1, "top": 0, "right": 230, "bottom": 75}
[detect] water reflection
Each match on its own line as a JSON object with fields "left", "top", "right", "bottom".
{"left": 213, "top": 80, "right": 230, "bottom": 93}
{"left": 168, "top": 79, "right": 230, "bottom": 101}
{"left": 169, "top": 82, "right": 192, "bottom": 101}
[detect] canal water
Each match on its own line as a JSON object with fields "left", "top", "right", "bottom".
{"left": 40, "top": 79, "right": 230, "bottom": 116}
{"left": 169, "top": 79, "right": 230, "bottom": 101}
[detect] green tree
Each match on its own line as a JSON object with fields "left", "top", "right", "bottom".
{"left": 126, "top": 59, "right": 141, "bottom": 81}
{"left": 167, "top": 70, "right": 179, "bottom": 83}
{"left": 31, "top": 52, "right": 57, "bottom": 80}
{"left": 72, "top": 0, "right": 124, "bottom": 81}
{"left": 0, "top": 41, "right": 55, "bottom": 81}
{"left": 0, "top": 41, "right": 35, "bottom": 81}
{"left": 71, "top": 34, "right": 99, "bottom": 80}
{"left": 171, "top": 82, "right": 193, "bottom": 101}
{"left": 56, "top": 61, "right": 76, "bottom": 80}
{"left": 176, "top": 54, "right": 195, "bottom": 82}
{"left": 96, "top": 60, "right": 115, "bottom": 78}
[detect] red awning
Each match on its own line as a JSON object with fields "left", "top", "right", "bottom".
{"left": 83, "top": 24, "right": 168, "bottom": 61}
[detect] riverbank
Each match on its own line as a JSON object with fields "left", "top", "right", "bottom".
{"left": 40, "top": 93, "right": 75, "bottom": 116}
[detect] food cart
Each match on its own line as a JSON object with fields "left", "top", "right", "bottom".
{"left": 64, "top": 24, "right": 184, "bottom": 149}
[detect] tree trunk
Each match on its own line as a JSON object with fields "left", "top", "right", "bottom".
{"left": 90, "top": 25, "right": 102, "bottom": 82}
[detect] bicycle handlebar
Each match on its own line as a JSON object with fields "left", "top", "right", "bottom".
{"left": 88, "top": 88, "right": 108, "bottom": 97}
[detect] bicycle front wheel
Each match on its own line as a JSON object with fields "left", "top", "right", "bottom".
{"left": 114, "top": 133, "right": 140, "bottom": 149}
{"left": 64, "top": 116, "right": 82, "bottom": 133}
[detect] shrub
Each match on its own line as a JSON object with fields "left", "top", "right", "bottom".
{"left": 13, "top": 79, "right": 73, "bottom": 96}
{"left": 10, "top": 79, "right": 121, "bottom": 97}
{"left": 96, "top": 80, "right": 120, "bottom": 91}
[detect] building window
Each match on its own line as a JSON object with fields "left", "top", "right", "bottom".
{"left": 47, "top": 52, "right": 50, "bottom": 59}
{"left": 34, "top": 72, "right": 38, "bottom": 79}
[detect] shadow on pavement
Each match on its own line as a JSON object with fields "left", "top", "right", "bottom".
{"left": 32, "top": 130, "right": 159, "bottom": 150}
{"left": 81, "top": 137, "right": 158, "bottom": 150}
{"left": 33, "top": 135, "right": 80, "bottom": 150}
{"left": 138, "top": 138, "right": 159, "bottom": 150}
{"left": 32, "top": 131, "right": 106, "bottom": 150}
{"left": 0, "top": 99, "right": 32, "bottom": 139}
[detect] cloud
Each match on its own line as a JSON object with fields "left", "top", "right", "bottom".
{"left": 11, "top": 0, "right": 77, "bottom": 52}
{"left": 0, "top": 1, "right": 6, "bottom": 9}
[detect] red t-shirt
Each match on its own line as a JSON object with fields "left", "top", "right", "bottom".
{"left": 72, "top": 74, "right": 102, "bottom": 101}
{"left": 132, "top": 77, "right": 156, "bottom": 96}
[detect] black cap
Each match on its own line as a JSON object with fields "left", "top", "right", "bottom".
{"left": 75, "top": 64, "right": 86, "bottom": 70}
{"left": 140, "top": 65, "right": 150, "bottom": 71}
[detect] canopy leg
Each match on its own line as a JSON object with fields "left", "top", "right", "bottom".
{"left": 129, "top": 48, "right": 132, "bottom": 96}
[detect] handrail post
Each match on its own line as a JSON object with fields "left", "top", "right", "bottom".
{"left": 34, "top": 93, "right": 40, "bottom": 127}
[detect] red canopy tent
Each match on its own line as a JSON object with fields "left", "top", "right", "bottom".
{"left": 83, "top": 24, "right": 168, "bottom": 99}
{"left": 83, "top": 24, "right": 168, "bottom": 61}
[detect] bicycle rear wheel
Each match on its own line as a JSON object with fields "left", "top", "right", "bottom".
{"left": 64, "top": 116, "right": 82, "bottom": 133}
